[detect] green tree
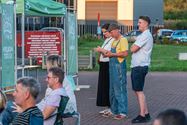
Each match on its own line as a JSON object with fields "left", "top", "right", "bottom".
{"left": 164, "top": 0, "right": 187, "bottom": 20}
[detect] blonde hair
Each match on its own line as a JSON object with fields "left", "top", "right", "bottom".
{"left": 46, "top": 55, "right": 61, "bottom": 71}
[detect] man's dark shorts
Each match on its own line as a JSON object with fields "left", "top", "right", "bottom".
{"left": 131, "top": 66, "right": 148, "bottom": 91}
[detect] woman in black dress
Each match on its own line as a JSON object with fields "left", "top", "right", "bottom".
{"left": 94, "top": 23, "right": 114, "bottom": 114}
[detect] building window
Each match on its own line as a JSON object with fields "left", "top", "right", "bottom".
{"left": 54, "top": 0, "right": 75, "bottom": 10}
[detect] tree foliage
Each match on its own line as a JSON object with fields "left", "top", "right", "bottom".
{"left": 164, "top": 0, "right": 187, "bottom": 20}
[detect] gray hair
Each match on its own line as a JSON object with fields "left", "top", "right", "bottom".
{"left": 108, "top": 23, "right": 120, "bottom": 32}
{"left": 17, "top": 77, "right": 41, "bottom": 99}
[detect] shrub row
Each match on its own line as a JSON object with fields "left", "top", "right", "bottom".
{"left": 164, "top": 20, "right": 187, "bottom": 29}
{"left": 155, "top": 37, "right": 187, "bottom": 46}
{"left": 164, "top": 10, "right": 187, "bottom": 20}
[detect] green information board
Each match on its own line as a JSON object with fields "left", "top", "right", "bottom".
{"left": 66, "top": 12, "right": 78, "bottom": 75}
{"left": 1, "top": 4, "right": 15, "bottom": 88}
{"left": 1, "top": 0, "right": 24, "bottom": 14}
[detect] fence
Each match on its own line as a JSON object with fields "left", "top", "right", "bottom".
{"left": 78, "top": 50, "right": 96, "bottom": 69}
{"left": 77, "top": 24, "right": 158, "bottom": 37}
{"left": 15, "top": 16, "right": 160, "bottom": 36}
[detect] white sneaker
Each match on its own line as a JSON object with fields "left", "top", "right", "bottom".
{"left": 102, "top": 110, "right": 113, "bottom": 117}
{"left": 99, "top": 108, "right": 110, "bottom": 114}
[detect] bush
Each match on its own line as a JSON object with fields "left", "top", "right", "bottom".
{"left": 164, "top": 10, "right": 187, "bottom": 20}
{"left": 180, "top": 42, "right": 187, "bottom": 46}
{"left": 162, "top": 37, "right": 170, "bottom": 44}
{"left": 78, "top": 34, "right": 98, "bottom": 42}
{"left": 154, "top": 37, "right": 170, "bottom": 44}
{"left": 155, "top": 37, "right": 187, "bottom": 46}
{"left": 164, "top": 20, "right": 187, "bottom": 29}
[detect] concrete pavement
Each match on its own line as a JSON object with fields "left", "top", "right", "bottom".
{"left": 68, "top": 72, "right": 187, "bottom": 125}
{"left": 7, "top": 71, "right": 187, "bottom": 125}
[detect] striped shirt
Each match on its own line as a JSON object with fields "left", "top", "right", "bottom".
{"left": 12, "top": 106, "right": 43, "bottom": 125}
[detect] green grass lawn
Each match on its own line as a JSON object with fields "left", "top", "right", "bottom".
{"left": 150, "top": 44, "right": 187, "bottom": 71}
{"left": 78, "top": 39, "right": 187, "bottom": 71}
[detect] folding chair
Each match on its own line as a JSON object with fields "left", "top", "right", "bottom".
{"left": 47, "top": 95, "right": 80, "bottom": 125}
{"left": 61, "top": 111, "right": 80, "bottom": 125}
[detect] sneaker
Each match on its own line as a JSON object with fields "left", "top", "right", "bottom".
{"left": 145, "top": 113, "right": 151, "bottom": 121}
{"left": 99, "top": 109, "right": 111, "bottom": 114}
{"left": 103, "top": 110, "right": 112, "bottom": 115}
{"left": 131, "top": 115, "right": 147, "bottom": 123}
{"left": 102, "top": 111, "right": 113, "bottom": 118}
{"left": 113, "top": 114, "right": 127, "bottom": 120}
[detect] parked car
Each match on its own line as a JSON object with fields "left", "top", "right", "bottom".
{"left": 154, "top": 29, "right": 173, "bottom": 40}
{"left": 124, "top": 30, "right": 142, "bottom": 42}
{"left": 170, "top": 30, "right": 187, "bottom": 43}
{"left": 153, "top": 29, "right": 173, "bottom": 43}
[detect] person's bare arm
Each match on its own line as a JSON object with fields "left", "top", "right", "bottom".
{"left": 94, "top": 46, "right": 108, "bottom": 54}
{"left": 104, "top": 51, "right": 128, "bottom": 58}
{"left": 130, "top": 44, "right": 140, "bottom": 53}
{"left": 42, "top": 105, "right": 57, "bottom": 119}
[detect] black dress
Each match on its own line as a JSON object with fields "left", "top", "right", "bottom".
{"left": 96, "top": 62, "right": 110, "bottom": 107}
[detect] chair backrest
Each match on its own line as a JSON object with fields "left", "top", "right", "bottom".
{"left": 61, "top": 111, "right": 80, "bottom": 125}
{"left": 54, "top": 96, "right": 69, "bottom": 125}
{"left": 48, "top": 95, "right": 80, "bottom": 125}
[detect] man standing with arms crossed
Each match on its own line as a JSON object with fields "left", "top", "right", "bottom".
{"left": 130, "top": 16, "right": 153, "bottom": 123}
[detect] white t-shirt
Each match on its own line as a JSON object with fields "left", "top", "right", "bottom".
{"left": 37, "top": 88, "right": 67, "bottom": 125}
{"left": 131, "top": 29, "right": 153, "bottom": 68}
{"left": 99, "top": 37, "right": 114, "bottom": 62}
{"left": 45, "top": 77, "right": 77, "bottom": 113}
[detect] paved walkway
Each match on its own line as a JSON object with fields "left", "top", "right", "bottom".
{"left": 66, "top": 72, "right": 187, "bottom": 125}
{"left": 7, "top": 71, "right": 187, "bottom": 125}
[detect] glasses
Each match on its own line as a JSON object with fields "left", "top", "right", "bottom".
{"left": 46, "top": 76, "right": 57, "bottom": 80}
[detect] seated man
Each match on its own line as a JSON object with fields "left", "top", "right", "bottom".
{"left": 1, "top": 67, "right": 67, "bottom": 125}
{"left": 1, "top": 77, "right": 43, "bottom": 125}
{"left": 45, "top": 55, "right": 77, "bottom": 114}
{"left": 37, "top": 67, "right": 68, "bottom": 125}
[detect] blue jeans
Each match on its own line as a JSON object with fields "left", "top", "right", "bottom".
{"left": 109, "top": 48, "right": 128, "bottom": 115}
{"left": 0, "top": 101, "right": 17, "bottom": 125}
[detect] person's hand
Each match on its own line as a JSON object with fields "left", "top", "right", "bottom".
{"left": 94, "top": 46, "right": 102, "bottom": 52}
{"left": 11, "top": 102, "right": 23, "bottom": 113}
{"left": 93, "top": 47, "right": 98, "bottom": 52}
{"left": 104, "top": 51, "right": 113, "bottom": 57}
